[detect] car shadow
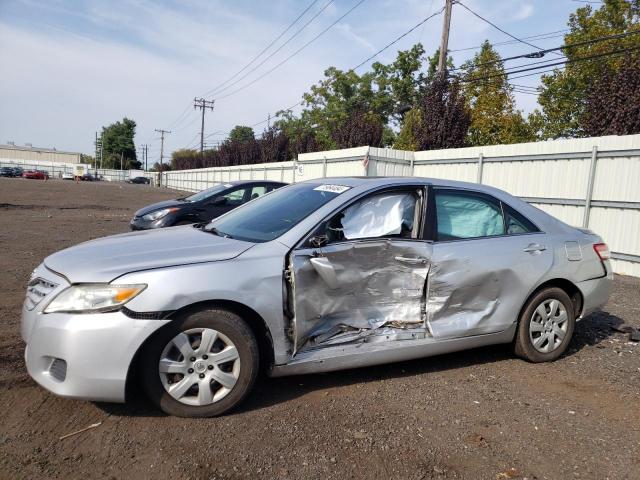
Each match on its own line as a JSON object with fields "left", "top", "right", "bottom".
{"left": 96, "top": 309, "right": 626, "bottom": 419}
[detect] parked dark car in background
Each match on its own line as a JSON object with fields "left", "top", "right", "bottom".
{"left": 0, "top": 167, "right": 14, "bottom": 177}
{"left": 23, "top": 170, "right": 49, "bottom": 180}
{"left": 12, "top": 167, "right": 24, "bottom": 177}
{"left": 80, "top": 173, "right": 95, "bottom": 181}
{"left": 130, "top": 180, "right": 287, "bottom": 230}
{"left": 129, "top": 176, "right": 151, "bottom": 184}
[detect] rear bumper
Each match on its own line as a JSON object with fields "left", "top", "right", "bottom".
{"left": 577, "top": 261, "right": 614, "bottom": 318}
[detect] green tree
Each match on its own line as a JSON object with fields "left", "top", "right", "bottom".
{"left": 537, "top": 0, "right": 640, "bottom": 138}
{"left": 299, "top": 66, "right": 393, "bottom": 149}
{"left": 80, "top": 154, "right": 95, "bottom": 167}
{"left": 462, "top": 41, "right": 535, "bottom": 146}
{"left": 393, "top": 107, "right": 422, "bottom": 150}
{"left": 229, "top": 125, "right": 255, "bottom": 142}
{"left": 101, "top": 118, "right": 139, "bottom": 169}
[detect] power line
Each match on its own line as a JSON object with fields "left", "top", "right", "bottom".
{"left": 351, "top": 6, "right": 445, "bottom": 71}
{"left": 459, "top": 44, "right": 640, "bottom": 85}
{"left": 454, "top": 1, "right": 564, "bottom": 58}
{"left": 236, "top": 5, "right": 445, "bottom": 129}
{"left": 214, "top": 0, "right": 367, "bottom": 101}
{"left": 201, "top": 0, "right": 320, "bottom": 97}
{"left": 453, "top": 29, "right": 640, "bottom": 72}
{"left": 203, "top": 0, "right": 336, "bottom": 98}
{"left": 450, "top": 29, "right": 568, "bottom": 52}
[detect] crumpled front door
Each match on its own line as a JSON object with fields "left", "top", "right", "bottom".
{"left": 290, "top": 239, "right": 433, "bottom": 354}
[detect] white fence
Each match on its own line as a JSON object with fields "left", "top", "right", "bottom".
{"left": 161, "top": 135, "right": 640, "bottom": 277}
{"left": 0, "top": 158, "right": 155, "bottom": 183}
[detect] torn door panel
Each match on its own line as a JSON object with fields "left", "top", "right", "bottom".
{"left": 290, "top": 239, "right": 432, "bottom": 353}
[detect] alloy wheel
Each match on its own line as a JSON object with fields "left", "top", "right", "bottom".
{"left": 158, "top": 328, "right": 241, "bottom": 406}
{"left": 529, "top": 299, "right": 569, "bottom": 354}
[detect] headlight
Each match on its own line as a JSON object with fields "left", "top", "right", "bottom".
{"left": 143, "top": 207, "right": 178, "bottom": 221}
{"left": 44, "top": 284, "right": 146, "bottom": 314}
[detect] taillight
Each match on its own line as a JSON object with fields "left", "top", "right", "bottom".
{"left": 593, "top": 243, "right": 610, "bottom": 261}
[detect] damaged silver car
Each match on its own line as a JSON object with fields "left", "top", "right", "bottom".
{"left": 21, "top": 177, "right": 613, "bottom": 417}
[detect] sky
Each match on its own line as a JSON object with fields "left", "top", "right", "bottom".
{"left": 0, "top": 0, "right": 582, "bottom": 159}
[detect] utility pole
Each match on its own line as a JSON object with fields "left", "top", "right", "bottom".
{"left": 94, "top": 132, "right": 101, "bottom": 177}
{"left": 437, "top": 0, "right": 453, "bottom": 76}
{"left": 144, "top": 144, "right": 149, "bottom": 171}
{"left": 194, "top": 98, "right": 215, "bottom": 154}
{"left": 154, "top": 129, "right": 170, "bottom": 186}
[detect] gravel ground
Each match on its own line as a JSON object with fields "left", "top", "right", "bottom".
{"left": 0, "top": 177, "right": 638, "bottom": 480}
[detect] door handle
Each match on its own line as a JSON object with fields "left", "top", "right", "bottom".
{"left": 395, "top": 256, "right": 428, "bottom": 265}
{"left": 523, "top": 243, "right": 547, "bottom": 253}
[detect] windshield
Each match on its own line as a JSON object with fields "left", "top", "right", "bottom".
{"left": 185, "top": 184, "right": 229, "bottom": 202}
{"left": 206, "top": 183, "right": 347, "bottom": 242}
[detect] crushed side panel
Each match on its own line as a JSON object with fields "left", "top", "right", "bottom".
{"left": 291, "top": 240, "right": 432, "bottom": 354}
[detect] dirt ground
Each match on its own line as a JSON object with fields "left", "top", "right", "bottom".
{"left": 0, "top": 177, "right": 638, "bottom": 480}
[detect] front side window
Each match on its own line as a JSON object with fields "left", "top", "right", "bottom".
{"left": 435, "top": 190, "right": 504, "bottom": 240}
{"left": 321, "top": 190, "right": 420, "bottom": 243}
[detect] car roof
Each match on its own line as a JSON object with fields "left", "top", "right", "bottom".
{"left": 224, "top": 180, "right": 286, "bottom": 186}
{"left": 300, "top": 176, "right": 504, "bottom": 194}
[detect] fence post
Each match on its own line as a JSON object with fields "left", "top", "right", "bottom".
{"left": 322, "top": 156, "right": 328, "bottom": 178}
{"left": 583, "top": 146, "right": 598, "bottom": 228}
{"left": 477, "top": 153, "right": 484, "bottom": 184}
{"left": 293, "top": 159, "right": 298, "bottom": 183}
{"left": 409, "top": 153, "right": 415, "bottom": 177}
{"left": 264, "top": 165, "right": 267, "bottom": 180}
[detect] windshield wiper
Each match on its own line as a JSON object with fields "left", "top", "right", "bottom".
{"left": 206, "top": 227, "right": 233, "bottom": 239}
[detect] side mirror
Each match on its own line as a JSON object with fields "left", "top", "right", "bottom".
{"left": 309, "top": 235, "right": 328, "bottom": 248}
{"left": 210, "top": 196, "right": 228, "bottom": 206}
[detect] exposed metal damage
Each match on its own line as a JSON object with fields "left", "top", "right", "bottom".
{"left": 289, "top": 239, "right": 432, "bottom": 354}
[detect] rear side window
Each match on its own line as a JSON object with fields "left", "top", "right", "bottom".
{"left": 250, "top": 186, "right": 267, "bottom": 200}
{"left": 223, "top": 188, "right": 247, "bottom": 205}
{"left": 435, "top": 190, "right": 504, "bottom": 240}
{"left": 504, "top": 204, "right": 539, "bottom": 234}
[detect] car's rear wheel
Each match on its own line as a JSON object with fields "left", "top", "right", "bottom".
{"left": 514, "top": 287, "right": 575, "bottom": 362}
{"left": 140, "top": 308, "right": 259, "bottom": 417}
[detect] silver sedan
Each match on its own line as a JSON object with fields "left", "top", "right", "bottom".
{"left": 21, "top": 177, "right": 613, "bottom": 417}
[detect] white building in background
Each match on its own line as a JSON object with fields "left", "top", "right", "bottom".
{"left": 0, "top": 142, "right": 81, "bottom": 164}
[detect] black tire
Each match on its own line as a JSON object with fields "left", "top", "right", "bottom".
{"left": 514, "top": 287, "right": 575, "bottom": 363}
{"left": 140, "top": 308, "right": 259, "bottom": 417}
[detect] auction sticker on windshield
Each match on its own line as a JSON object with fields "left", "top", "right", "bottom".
{"left": 313, "top": 184, "right": 351, "bottom": 193}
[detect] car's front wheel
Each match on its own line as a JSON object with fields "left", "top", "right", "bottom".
{"left": 514, "top": 287, "right": 575, "bottom": 362}
{"left": 140, "top": 308, "right": 259, "bottom": 417}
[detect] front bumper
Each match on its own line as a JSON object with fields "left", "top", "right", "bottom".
{"left": 21, "top": 266, "right": 170, "bottom": 403}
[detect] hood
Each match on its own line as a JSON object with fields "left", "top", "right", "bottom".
{"left": 44, "top": 226, "right": 254, "bottom": 283}
{"left": 134, "top": 198, "right": 187, "bottom": 217}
